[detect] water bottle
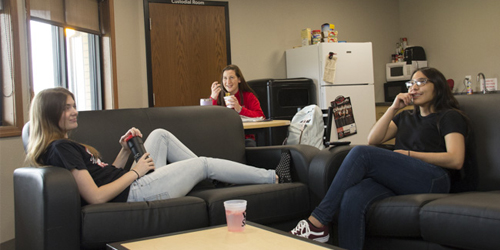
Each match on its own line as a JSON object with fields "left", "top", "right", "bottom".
{"left": 125, "top": 135, "right": 154, "bottom": 174}
{"left": 125, "top": 135, "right": 147, "bottom": 162}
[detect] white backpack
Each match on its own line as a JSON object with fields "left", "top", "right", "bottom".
{"left": 285, "top": 105, "right": 325, "bottom": 150}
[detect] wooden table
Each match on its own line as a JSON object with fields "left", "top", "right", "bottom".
{"left": 243, "top": 120, "right": 291, "bottom": 146}
{"left": 107, "top": 222, "right": 344, "bottom": 250}
{"left": 242, "top": 119, "right": 290, "bottom": 129}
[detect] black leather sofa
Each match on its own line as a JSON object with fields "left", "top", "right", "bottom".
{"left": 14, "top": 105, "right": 327, "bottom": 250}
{"left": 314, "top": 93, "right": 500, "bottom": 250}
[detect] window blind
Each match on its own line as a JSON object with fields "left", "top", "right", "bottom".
{"left": 30, "top": 0, "right": 99, "bottom": 33}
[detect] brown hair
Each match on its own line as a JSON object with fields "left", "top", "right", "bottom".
{"left": 25, "top": 87, "right": 99, "bottom": 166}
{"left": 215, "top": 64, "right": 258, "bottom": 106}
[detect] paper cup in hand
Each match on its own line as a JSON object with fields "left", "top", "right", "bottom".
{"left": 223, "top": 95, "right": 233, "bottom": 108}
{"left": 224, "top": 200, "right": 247, "bottom": 232}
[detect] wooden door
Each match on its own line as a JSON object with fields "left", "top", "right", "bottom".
{"left": 147, "top": 2, "right": 230, "bottom": 107}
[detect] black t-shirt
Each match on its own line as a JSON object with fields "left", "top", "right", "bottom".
{"left": 42, "top": 139, "right": 130, "bottom": 204}
{"left": 393, "top": 109, "right": 467, "bottom": 153}
{"left": 392, "top": 109, "right": 474, "bottom": 190}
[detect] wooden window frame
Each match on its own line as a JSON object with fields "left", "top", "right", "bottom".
{"left": 0, "top": 0, "right": 25, "bottom": 138}
{"left": 0, "top": 0, "right": 118, "bottom": 138}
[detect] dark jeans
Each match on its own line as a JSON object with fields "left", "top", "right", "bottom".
{"left": 311, "top": 146, "right": 450, "bottom": 250}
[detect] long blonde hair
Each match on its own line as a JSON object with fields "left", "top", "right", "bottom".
{"left": 25, "top": 88, "right": 99, "bottom": 166}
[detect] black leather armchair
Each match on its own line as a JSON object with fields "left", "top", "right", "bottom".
{"left": 15, "top": 105, "right": 324, "bottom": 249}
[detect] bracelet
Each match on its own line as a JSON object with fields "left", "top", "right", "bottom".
{"left": 131, "top": 169, "right": 140, "bottom": 179}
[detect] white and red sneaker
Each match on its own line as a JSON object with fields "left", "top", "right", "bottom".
{"left": 290, "top": 219, "right": 330, "bottom": 243}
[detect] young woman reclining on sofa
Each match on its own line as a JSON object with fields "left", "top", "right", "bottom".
{"left": 25, "top": 87, "right": 292, "bottom": 205}
{"left": 290, "top": 67, "right": 475, "bottom": 250}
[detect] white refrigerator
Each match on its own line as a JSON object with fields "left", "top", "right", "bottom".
{"left": 286, "top": 42, "right": 376, "bottom": 145}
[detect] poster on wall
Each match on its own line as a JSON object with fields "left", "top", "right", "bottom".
{"left": 331, "top": 96, "right": 357, "bottom": 139}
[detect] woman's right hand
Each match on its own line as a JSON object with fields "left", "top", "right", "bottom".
{"left": 133, "top": 153, "right": 155, "bottom": 177}
{"left": 211, "top": 81, "right": 221, "bottom": 100}
{"left": 391, "top": 93, "right": 413, "bottom": 111}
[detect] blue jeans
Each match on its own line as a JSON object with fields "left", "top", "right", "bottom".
{"left": 311, "top": 146, "right": 450, "bottom": 250}
{"left": 127, "top": 129, "right": 276, "bottom": 202}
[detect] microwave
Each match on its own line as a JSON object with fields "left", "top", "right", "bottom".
{"left": 386, "top": 61, "right": 427, "bottom": 82}
{"left": 384, "top": 81, "right": 407, "bottom": 102}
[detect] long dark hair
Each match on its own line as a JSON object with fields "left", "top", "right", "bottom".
{"left": 412, "top": 67, "right": 460, "bottom": 112}
{"left": 411, "top": 67, "right": 470, "bottom": 129}
{"left": 215, "top": 65, "right": 258, "bottom": 106}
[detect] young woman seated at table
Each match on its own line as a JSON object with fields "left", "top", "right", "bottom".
{"left": 210, "top": 64, "right": 265, "bottom": 146}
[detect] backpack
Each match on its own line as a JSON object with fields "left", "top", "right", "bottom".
{"left": 285, "top": 104, "right": 325, "bottom": 150}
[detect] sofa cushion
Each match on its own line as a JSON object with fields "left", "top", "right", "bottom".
{"left": 188, "top": 183, "right": 310, "bottom": 226}
{"left": 420, "top": 191, "right": 500, "bottom": 250}
{"left": 81, "top": 197, "right": 209, "bottom": 249}
{"left": 366, "top": 194, "right": 450, "bottom": 237}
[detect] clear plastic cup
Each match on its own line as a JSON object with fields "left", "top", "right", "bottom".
{"left": 200, "top": 98, "right": 212, "bottom": 106}
{"left": 224, "top": 200, "right": 247, "bottom": 232}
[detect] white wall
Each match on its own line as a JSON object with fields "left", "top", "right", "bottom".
{"left": 399, "top": 0, "right": 500, "bottom": 93}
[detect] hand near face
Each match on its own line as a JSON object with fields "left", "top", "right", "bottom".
{"left": 391, "top": 93, "right": 413, "bottom": 111}
{"left": 211, "top": 81, "right": 222, "bottom": 100}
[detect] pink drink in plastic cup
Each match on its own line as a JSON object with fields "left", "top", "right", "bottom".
{"left": 224, "top": 200, "right": 247, "bottom": 232}
{"left": 200, "top": 98, "right": 212, "bottom": 106}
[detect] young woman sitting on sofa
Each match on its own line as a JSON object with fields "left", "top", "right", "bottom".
{"left": 209, "top": 64, "right": 265, "bottom": 146}
{"left": 290, "top": 67, "right": 474, "bottom": 250}
{"left": 25, "top": 87, "right": 292, "bottom": 205}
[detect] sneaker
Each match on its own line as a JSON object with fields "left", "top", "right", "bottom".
{"left": 276, "top": 149, "right": 292, "bottom": 183}
{"left": 290, "top": 219, "right": 330, "bottom": 243}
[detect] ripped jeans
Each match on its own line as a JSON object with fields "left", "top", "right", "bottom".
{"left": 311, "top": 146, "right": 450, "bottom": 250}
{"left": 127, "top": 129, "right": 276, "bottom": 202}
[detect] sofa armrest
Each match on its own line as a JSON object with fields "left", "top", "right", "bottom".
{"left": 308, "top": 145, "right": 354, "bottom": 205}
{"left": 14, "top": 166, "right": 81, "bottom": 250}
{"left": 245, "top": 144, "right": 319, "bottom": 184}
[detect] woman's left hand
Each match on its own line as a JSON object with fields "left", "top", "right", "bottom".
{"left": 225, "top": 96, "right": 242, "bottom": 112}
{"left": 119, "top": 127, "right": 143, "bottom": 151}
{"left": 394, "top": 149, "right": 411, "bottom": 157}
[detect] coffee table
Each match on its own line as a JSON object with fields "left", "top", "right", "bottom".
{"left": 107, "top": 222, "right": 344, "bottom": 250}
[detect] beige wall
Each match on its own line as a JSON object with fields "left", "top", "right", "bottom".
{"left": 114, "top": 0, "right": 149, "bottom": 108}
{"left": 399, "top": 0, "right": 500, "bottom": 93}
{"left": 227, "top": 0, "right": 400, "bottom": 103}
{"left": 1, "top": 0, "right": 499, "bottom": 244}
{"left": 115, "top": 0, "right": 401, "bottom": 108}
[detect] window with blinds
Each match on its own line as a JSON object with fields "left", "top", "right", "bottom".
{"left": 30, "top": 0, "right": 99, "bottom": 33}
{"left": 29, "top": 0, "right": 102, "bottom": 111}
